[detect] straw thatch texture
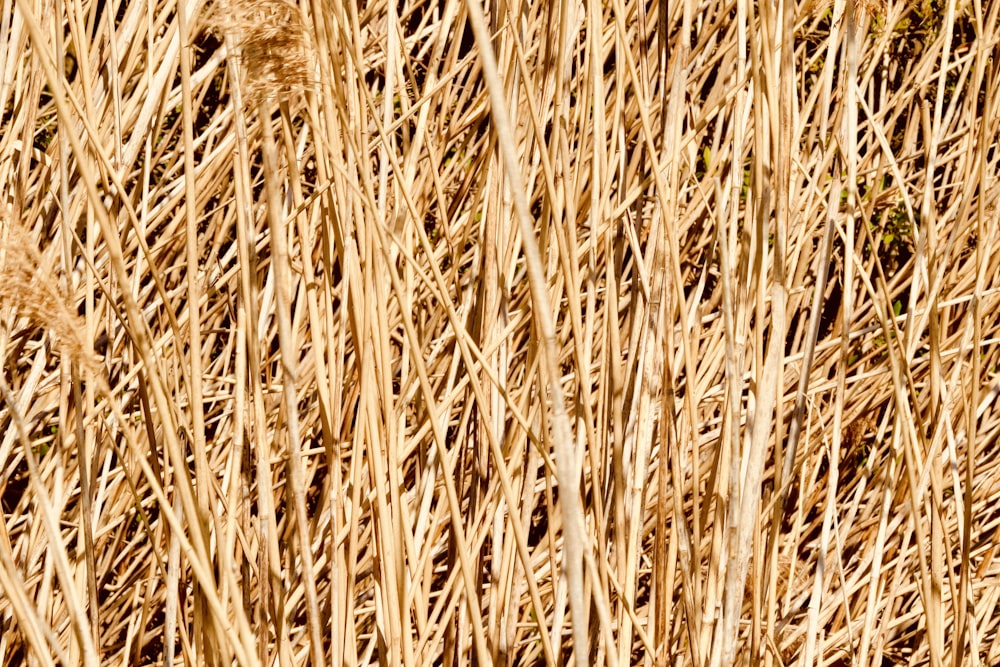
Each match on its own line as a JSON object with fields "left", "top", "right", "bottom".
{"left": 1, "top": 0, "right": 999, "bottom": 664}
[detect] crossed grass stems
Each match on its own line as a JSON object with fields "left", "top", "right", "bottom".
{"left": 0, "top": 0, "right": 999, "bottom": 664}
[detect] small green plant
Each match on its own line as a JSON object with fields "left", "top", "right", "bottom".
{"left": 870, "top": 202, "right": 914, "bottom": 276}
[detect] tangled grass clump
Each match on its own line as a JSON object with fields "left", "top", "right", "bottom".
{"left": 0, "top": 222, "right": 92, "bottom": 368}
{"left": 0, "top": 0, "right": 999, "bottom": 664}
{"left": 211, "top": 0, "right": 313, "bottom": 104}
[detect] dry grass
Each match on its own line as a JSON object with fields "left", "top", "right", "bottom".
{"left": 1, "top": 0, "right": 999, "bottom": 664}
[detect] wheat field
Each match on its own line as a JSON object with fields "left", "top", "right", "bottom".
{"left": 0, "top": 0, "right": 999, "bottom": 664}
